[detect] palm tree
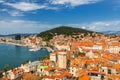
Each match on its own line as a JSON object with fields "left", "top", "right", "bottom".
{"left": 11, "top": 67, "right": 14, "bottom": 71}
{"left": 4, "top": 64, "right": 9, "bottom": 77}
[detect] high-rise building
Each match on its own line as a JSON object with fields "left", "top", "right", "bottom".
{"left": 15, "top": 35, "right": 21, "bottom": 40}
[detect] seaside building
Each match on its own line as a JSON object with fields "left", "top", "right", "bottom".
{"left": 7, "top": 68, "right": 24, "bottom": 80}
{"left": 20, "top": 61, "right": 40, "bottom": 72}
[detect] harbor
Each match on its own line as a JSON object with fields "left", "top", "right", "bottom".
{"left": 0, "top": 43, "right": 50, "bottom": 70}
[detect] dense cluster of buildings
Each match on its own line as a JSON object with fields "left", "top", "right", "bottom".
{"left": 0, "top": 33, "right": 120, "bottom": 80}
{"left": 0, "top": 35, "right": 46, "bottom": 49}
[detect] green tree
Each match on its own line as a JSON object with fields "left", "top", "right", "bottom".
{"left": 78, "top": 52, "right": 86, "bottom": 56}
{"left": 11, "top": 67, "right": 14, "bottom": 71}
{"left": 38, "top": 54, "right": 50, "bottom": 61}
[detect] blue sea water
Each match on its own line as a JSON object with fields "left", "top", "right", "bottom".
{"left": 0, "top": 43, "right": 49, "bottom": 70}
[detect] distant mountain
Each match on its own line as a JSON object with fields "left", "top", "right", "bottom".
{"left": 101, "top": 31, "right": 120, "bottom": 35}
{"left": 37, "top": 26, "right": 96, "bottom": 41}
{"left": 0, "top": 33, "right": 37, "bottom": 38}
{"left": 0, "top": 35, "right": 4, "bottom": 37}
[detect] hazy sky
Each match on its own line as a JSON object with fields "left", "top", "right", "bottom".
{"left": 0, "top": 0, "right": 120, "bottom": 34}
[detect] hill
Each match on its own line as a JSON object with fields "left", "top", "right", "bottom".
{"left": 101, "top": 31, "right": 120, "bottom": 35}
{"left": 37, "top": 26, "right": 95, "bottom": 41}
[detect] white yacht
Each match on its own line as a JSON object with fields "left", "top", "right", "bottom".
{"left": 29, "top": 46, "right": 41, "bottom": 52}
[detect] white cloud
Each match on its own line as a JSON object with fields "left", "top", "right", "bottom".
{"left": 1, "top": 0, "right": 102, "bottom": 12}
{"left": 0, "top": 20, "right": 60, "bottom": 34}
{"left": 88, "top": 21, "right": 120, "bottom": 31}
{"left": 0, "top": 9, "right": 8, "bottom": 12}
{"left": 3, "top": 2, "right": 58, "bottom": 11}
{"left": 81, "top": 26, "right": 86, "bottom": 29}
{"left": 0, "top": 0, "right": 4, "bottom": 3}
{"left": 0, "top": 0, "right": 102, "bottom": 15}
{"left": 49, "top": 0, "right": 102, "bottom": 7}
{"left": 0, "top": 1, "right": 58, "bottom": 16}
{"left": 0, "top": 9, "right": 23, "bottom": 16}
{"left": 65, "top": 21, "right": 120, "bottom": 31}
{"left": 5, "top": 2, "right": 46, "bottom": 11}
{"left": 0, "top": 19, "right": 119, "bottom": 34}
{"left": 8, "top": 11, "right": 24, "bottom": 16}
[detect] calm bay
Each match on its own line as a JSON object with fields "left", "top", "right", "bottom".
{"left": 0, "top": 43, "right": 49, "bottom": 70}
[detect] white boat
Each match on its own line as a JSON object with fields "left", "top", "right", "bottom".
{"left": 29, "top": 47, "right": 41, "bottom": 52}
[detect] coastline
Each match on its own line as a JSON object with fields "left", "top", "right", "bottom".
{"left": 0, "top": 41, "right": 27, "bottom": 47}
{"left": 0, "top": 41, "right": 53, "bottom": 52}
{"left": 0, "top": 43, "right": 50, "bottom": 70}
